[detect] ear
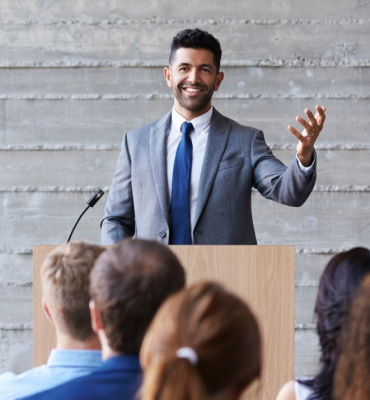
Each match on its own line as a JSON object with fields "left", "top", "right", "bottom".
{"left": 164, "top": 67, "right": 173, "bottom": 88}
{"left": 213, "top": 71, "right": 224, "bottom": 92}
{"left": 42, "top": 297, "right": 53, "bottom": 322}
{"left": 139, "top": 331, "right": 152, "bottom": 369}
{"left": 89, "top": 300, "right": 104, "bottom": 333}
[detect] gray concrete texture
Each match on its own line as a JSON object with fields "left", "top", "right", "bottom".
{"left": 0, "top": 0, "right": 369, "bottom": 378}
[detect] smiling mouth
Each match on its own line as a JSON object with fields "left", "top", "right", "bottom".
{"left": 182, "top": 87, "right": 204, "bottom": 94}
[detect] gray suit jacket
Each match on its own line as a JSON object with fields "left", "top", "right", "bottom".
{"left": 101, "top": 108, "right": 316, "bottom": 245}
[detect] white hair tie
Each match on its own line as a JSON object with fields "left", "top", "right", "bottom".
{"left": 176, "top": 347, "right": 198, "bottom": 366}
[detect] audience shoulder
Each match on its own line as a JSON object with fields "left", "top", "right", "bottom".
{"left": 275, "top": 380, "right": 296, "bottom": 400}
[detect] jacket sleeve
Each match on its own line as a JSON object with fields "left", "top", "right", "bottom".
{"left": 251, "top": 130, "right": 316, "bottom": 207}
{"left": 100, "top": 133, "right": 135, "bottom": 244}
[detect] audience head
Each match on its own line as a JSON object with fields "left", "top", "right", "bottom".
{"left": 300, "top": 247, "right": 370, "bottom": 399}
{"left": 335, "top": 274, "right": 370, "bottom": 400}
{"left": 89, "top": 239, "right": 186, "bottom": 356}
{"left": 140, "top": 282, "right": 261, "bottom": 400}
{"left": 41, "top": 241, "right": 105, "bottom": 342}
{"left": 169, "top": 28, "right": 222, "bottom": 72}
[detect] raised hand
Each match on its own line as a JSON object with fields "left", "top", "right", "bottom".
{"left": 288, "top": 105, "right": 326, "bottom": 167}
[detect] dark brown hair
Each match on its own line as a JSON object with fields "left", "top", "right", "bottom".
{"left": 140, "top": 282, "right": 261, "bottom": 400}
{"left": 169, "top": 28, "right": 222, "bottom": 72}
{"left": 298, "top": 247, "right": 370, "bottom": 400}
{"left": 334, "top": 274, "right": 370, "bottom": 400}
{"left": 89, "top": 239, "right": 186, "bottom": 354}
{"left": 41, "top": 241, "right": 105, "bottom": 341}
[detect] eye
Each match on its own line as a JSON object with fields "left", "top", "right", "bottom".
{"left": 202, "top": 67, "right": 211, "bottom": 73}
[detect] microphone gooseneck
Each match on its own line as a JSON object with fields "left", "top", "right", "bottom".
{"left": 67, "top": 188, "right": 105, "bottom": 243}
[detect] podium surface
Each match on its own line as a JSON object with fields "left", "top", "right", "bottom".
{"left": 34, "top": 245, "right": 294, "bottom": 400}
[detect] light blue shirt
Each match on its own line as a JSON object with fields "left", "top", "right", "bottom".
{"left": 0, "top": 349, "right": 102, "bottom": 400}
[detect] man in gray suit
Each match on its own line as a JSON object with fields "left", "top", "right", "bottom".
{"left": 101, "top": 28, "right": 326, "bottom": 245}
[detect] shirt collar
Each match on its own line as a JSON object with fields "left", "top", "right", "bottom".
{"left": 47, "top": 349, "right": 102, "bottom": 368}
{"left": 172, "top": 107, "right": 213, "bottom": 134}
{"left": 99, "top": 354, "right": 141, "bottom": 372}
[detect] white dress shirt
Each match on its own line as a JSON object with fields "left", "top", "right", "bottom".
{"left": 166, "top": 106, "right": 315, "bottom": 242}
{"left": 167, "top": 107, "right": 212, "bottom": 239}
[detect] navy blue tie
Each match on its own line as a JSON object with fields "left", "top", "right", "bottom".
{"left": 170, "top": 121, "right": 194, "bottom": 244}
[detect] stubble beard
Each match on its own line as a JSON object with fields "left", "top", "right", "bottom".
{"left": 174, "top": 82, "right": 215, "bottom": 112}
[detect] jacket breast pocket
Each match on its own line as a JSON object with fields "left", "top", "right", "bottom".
{"left": 217, "top": 157, "right": 244, "bottom": 171}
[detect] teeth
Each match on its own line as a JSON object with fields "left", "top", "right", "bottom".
{"left": 184, "top": 88, "right": 201, "bottom": 92}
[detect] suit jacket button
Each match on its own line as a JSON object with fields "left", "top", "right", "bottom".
{"left": 159, "top": 231, "right": 166, "bottom": 238}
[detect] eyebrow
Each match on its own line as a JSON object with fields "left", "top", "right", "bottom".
{"left": 177, "top": 62, "right": 214, "bottom": 69}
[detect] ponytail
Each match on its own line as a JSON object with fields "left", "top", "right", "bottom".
{"left": 140, "top": 283, "right": 261, "bottom": 400}
{"left": 141, "top": 357, "right": 206, "bottom": 400}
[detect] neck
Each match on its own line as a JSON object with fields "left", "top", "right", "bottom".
{"left": 55, "top": 330, "right": 101, "bottom": 351}
{"left": 97, "top": 330, "right": 122, "bottom": 361}
{"left": 173, "top": 101, "right": 212, "bottom": 121}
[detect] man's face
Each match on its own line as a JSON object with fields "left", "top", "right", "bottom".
{"left": 164, "top": 47, "right": 224, "bottom": 119}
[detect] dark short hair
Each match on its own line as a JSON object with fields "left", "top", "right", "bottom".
{"left": 169, "top": 28, "right": 222, "bottom": 72}
{"left": 90, "top": 239, "right": 186, "bottom": 354}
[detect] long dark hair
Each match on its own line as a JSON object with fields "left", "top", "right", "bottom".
{"left": 300, "top": 247, "right": 370, "bottom": 400}
{"left": 334, "top": 274, "right": 370, "bottom": 400}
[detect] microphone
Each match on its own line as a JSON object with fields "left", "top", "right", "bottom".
{"left": 67, "top": 188, "right": 105, "bottom": 243}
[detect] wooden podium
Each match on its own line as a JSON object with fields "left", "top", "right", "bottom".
{"left": 33, "top": 245, "right": 294, "bottom": 400}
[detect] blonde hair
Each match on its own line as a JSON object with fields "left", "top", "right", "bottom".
{"left": 140, "top": 282, "right": 261, "bottom": 400}
{"left": 41, "top": 241, "right": 105, "bottom": 340}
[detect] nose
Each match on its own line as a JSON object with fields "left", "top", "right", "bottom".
{"left": 188, "top": 68, "right": 200, "bottom": 84}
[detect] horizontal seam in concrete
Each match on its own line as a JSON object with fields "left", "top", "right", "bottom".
{"left": 0, "top": 280, "right": 315, "bottom": 287}
{"left": 295, "top": 282, "right": 319, "bottom": 287}
{"left": 314, "top": 185, "right": 370, "bottom": 192}
{"left": 0, "top": 93, "right": 368, "bottom": 100}
{"left": 0, "top": 144, "right": 369, "bottom": 151}
{"left": 269, "top": 144, "right": 370, "bottom": 150}
{"left": 0, "top": 280, "right": 316, "bottom": 287}
{"left": 0, "top": 186, "right": 110, "bottom": 192}
{"left": 0, "top": 60, "right": 369, "bottom": 68}
{"left": 0, "top": 18, "right": 369, "bottom": 26}
{"left": 0, "top": 281, "right": 32, "bottom": 287}
{"left": 0, "top": 249, "right": 33, "bottom": 255}
{"left": 0, "top": 247, "right": 344, "bottom": 256}
{"left": 0, "top": 324, "right": 32, "bottom": 331}
{"left": 0, "top": 145, "right": 121, "bottom": 151}
{"left": 0, "top": 186, "right": 369, "bottom": 192}
{"left": 295, "top": 324, "right": 316, "bottom": 330}
{"left": 0, "top": 324, "right": 315, "bottom": 331}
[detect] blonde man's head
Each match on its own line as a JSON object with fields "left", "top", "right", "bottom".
{"left": 41, "top": 241, "right": 105, "bottom": 341}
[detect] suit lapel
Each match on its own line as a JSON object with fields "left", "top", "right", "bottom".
{"left": 194, "top": 109, "right": 231, "bottom": 226}
{"left": 150, "top": 111, "right": 172, "bottom": 225}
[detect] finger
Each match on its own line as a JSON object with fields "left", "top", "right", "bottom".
{"left": 304, "top": 108, "right": 318, "bottom": 128}
{"left": 296, "top": 116, "right": 314, "bottom": 134}
{"left": 288, "top": 125, "right": 305, "bottom": 141}
{"left": 315, "top": 105, "right": 326, "bottom": 126}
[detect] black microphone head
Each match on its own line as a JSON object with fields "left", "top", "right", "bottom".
{"left": 87, "top": 188, "right": 105, "bottom": 208}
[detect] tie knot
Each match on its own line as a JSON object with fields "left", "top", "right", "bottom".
{"left": 181, "top": 121, "right": 194, "bottom": 136}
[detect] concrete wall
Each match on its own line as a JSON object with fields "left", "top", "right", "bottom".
{"left": 0, "top": 0, "right": 369, "bottom": 377}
